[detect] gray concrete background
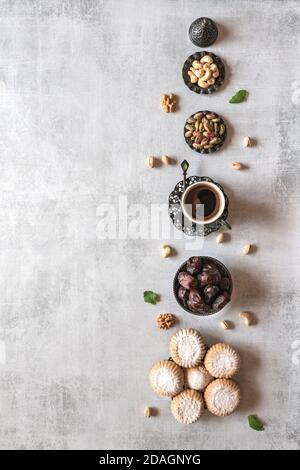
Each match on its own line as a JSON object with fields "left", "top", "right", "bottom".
{"left": 0, "top": 0, "right": 299, "bottom": 450}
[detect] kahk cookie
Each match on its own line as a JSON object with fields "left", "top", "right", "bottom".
{"left": 204, "top": 343, "right": 240, "bottom": 378}
{"left": 204, "top": 378, "right": 241, "bottom": 416}
{"left": 185, "top": 364, "right": 214, "bottom": 391}
{"left": 169, "top": 328, "right": 206, "bottom": 368}
{"left": 149, "top": 360, "right": 184, "bottom": 397}
{"left": 171, "top": 389, "right": 204, "bottom": 424}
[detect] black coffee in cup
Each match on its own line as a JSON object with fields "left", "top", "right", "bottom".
{"left": 181, "top": 181, "right": 225, "bottom": 224}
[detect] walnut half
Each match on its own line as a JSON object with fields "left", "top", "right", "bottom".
{"left": 156, "top": 313, "right": 176, "bottom": 329}
{"left": 160, "top": 94, "right": 176, "bottom": 113}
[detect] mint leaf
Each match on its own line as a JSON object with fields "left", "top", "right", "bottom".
{"left": 248, "top": 415, "right": 264, "bottom": 431}
{"left": 144, "top": 291, "right": 159, "bottom": 305}
{"left": 229, "top": 89, "right": 247, "bottom": 104}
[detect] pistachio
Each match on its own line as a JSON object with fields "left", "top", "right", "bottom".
{"left": 239, "top": 311, "right": 253, "bottom": 326}
{"left": 231, "top": 162, "right": 243, "bottom": 170}
{"left": 185, "top": 131, "right": 193, "bottom": 138}
{"left": 147, "top": 156, "right": 156, "bottom": 168}
{"left": 161, "top": 244, "right": 172, "bottom": 258}
{"left": 216, "top": 233, "right": 225, "bottom": 244}
{"left": 206, "top": 113, "right": 216, "bottom": 120}
{"left": 193, "top": 112, "right": 203, "bottom": 119}
{"left": 243, "top": 136, "right": 252, "bottom": 147}
{"left": 185, "top": 124, "right": 194, "bottom": 131}
{"left": 242, "top": 244, "right": 252, "bottom": 255}
{"left": 220, "top": 320, "right": 232, "bottom": 330}
{"left": 219, "top": 124, "right": 225, "bottom": 135}
{"left": 187, "top": 118, "right": 196, "bottom": 124}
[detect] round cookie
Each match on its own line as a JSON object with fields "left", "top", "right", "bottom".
{"left": 185, "top": 364, "right": 214, "bottom": 391}
{"left": 204, "top": 343, "right": 240, "bottom": 378}
{"left": 149, "top": 360, "right": 184, "bottom": 397}
{"left": 204, "top": 378, "right": 241, "bottom": 416}
{"left": 169, "top": 328, "right": 206, "bottom": 368}
{"left": 171, "top": 389, "right": 204, "bottom": 424}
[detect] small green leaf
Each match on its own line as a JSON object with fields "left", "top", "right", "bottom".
{"left": 181, "top": 160, "right": 189, "bottom": 172}
{"left": 229, "top": 89, "right": 247, "bottom": 104}
{"left": 144, "top": 291, "right": 159, "bottom": 305}
{"left": 248, "top": 415, "right": 264, "bottom": 431}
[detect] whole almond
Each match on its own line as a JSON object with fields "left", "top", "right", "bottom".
{"left": 216, "top": 233, "right": 225, "bottom": 244}
{"left": 220, "top": 320, "right": 232, "bottom": 330}
{"left": 161, "top": 155, "right": 170, "bottom": 165}
{"left": 243, "top": 136, "right": 252, "bottom": 147}
{"left": 243, "top": 244, "right": 251, "bottom": 255}
{"left": 147, "top": 156, "right": 156, "bottom": 168}
{"left": 161, "top": 244, "right": 172, "bottom": 258}
{"left": 231, "top": 162, "right": 243, "bottom": 170}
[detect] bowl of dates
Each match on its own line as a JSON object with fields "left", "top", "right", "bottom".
{"left": 173, "top": 256, "right": 232, "bottom": 316}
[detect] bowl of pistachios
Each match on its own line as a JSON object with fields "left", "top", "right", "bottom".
{"left": 184, "top": 110, "right": 227, "bottom": 154}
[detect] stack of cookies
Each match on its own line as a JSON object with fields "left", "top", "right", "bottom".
{"left": 149, "top": 328, "right": 241, "bottom": 424}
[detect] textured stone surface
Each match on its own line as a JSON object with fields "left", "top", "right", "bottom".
{"left": 0, "top": 0, "right": 300, "bottom": 450}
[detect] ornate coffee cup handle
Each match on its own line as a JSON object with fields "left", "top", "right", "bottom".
{"left": 219, "top": 218, "right": 231, "bottom": 230}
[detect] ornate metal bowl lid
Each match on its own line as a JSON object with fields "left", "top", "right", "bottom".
{"left": 189, "top": 17, "right": 218, "bottom": 47}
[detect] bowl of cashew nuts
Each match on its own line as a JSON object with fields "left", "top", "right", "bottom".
{"left": 182, "top": 51, "right": 225, "bottom": 94}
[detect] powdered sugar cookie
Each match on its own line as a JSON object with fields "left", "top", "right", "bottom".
{"left": 149, "top": 360, "right": 184, "bottom": 397}
{"left": 171, "top": 389, "right": 204, "bottom": 424}
{"left": 204, "top": 378, "right": 241, "bottom": 416}
{"left": 204, "top": 343, "right": 240, "bottom": 378}
{"left": 185, "top": 364, "right": 214, "bottom": 391}
{"left": 169, "top": 328, "right": 206, "bottom": 368}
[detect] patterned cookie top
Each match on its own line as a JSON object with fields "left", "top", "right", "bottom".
{"left": 171, "top": 389, "right": 204, "bottom": 424}
{"left": 169, "top": 328, "right": 206, "bottom": 368}
{"left": 149, "top": 360, "right": 184, "bottom": 397}
{"left": 204, "top": 343, "right": 240, "bottom": 378}
{"left": 204, "top": 379, "right": 241, "bottom": 416}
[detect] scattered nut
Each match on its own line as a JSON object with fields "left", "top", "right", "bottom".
{"left": 220, "top": 320, "right": 232, "bottom": 330}
{"left": 216, "top": 233, "right": 225, "bottom": 244}
{"left": 239, "top": 311, "right": 253, "bottom": 326}
{"left": 243, "top": 244, "right": 252, "bottom": 255}
{"left": 161, "top": 155, "right": 171, "bottom": 165}
{"left": 156, "top": 313, "right": 176, "bottom": 329}
{"left": 147, "top": 156, "right": 156, "bottom": 168}
{"left": 144, "top": 407, "right": 152, "bottom": 418}
{"left": 161, "top": 244, "right": 172, "bottom": 258}
{"left": 160, "top": 94, "right": 176, "bottom": 113}
{"left": 231, "top": 162, "right": 243, "bottom": 170}
{"left": 243, "top": 136, "right": 252, "bottom": 147}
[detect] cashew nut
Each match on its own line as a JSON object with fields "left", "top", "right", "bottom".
{"left": 210, "top": 63, "right": 218, "bottom": 72}
{"left": 207, "top": 77, "right": 215, "bottom": 85}
{"left": 203, "top": 63, "right": 211, "bottom": 70}
{"left": 192, "top": 60, "right": 201, "bottom": 69}
{"left": 200, "top": 55, "right": 213, "bottom": 64}
{"left": 193, "top": 69, "right": 202, "bottom": 78}
{"left": 187, "top": 71, "right": 198, "bottom": 83}
{"left": 202, "top": 69, "right": 212, "bottom": 81}
{"left": 212, "top": 69, "right": 219, "bottom": 78}
{"left": 198, "top": 79, "right": 210, "bottom": 89}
